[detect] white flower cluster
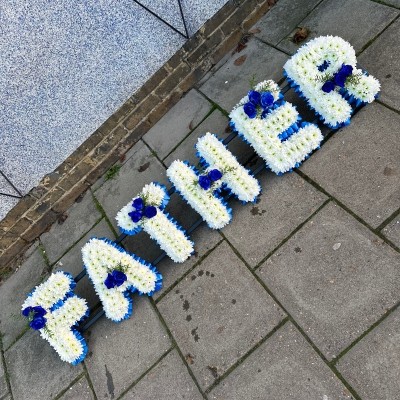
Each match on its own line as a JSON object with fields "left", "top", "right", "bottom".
{"left": 22, "top": 271, "right": 73, "bottom": 310}
{"left": 196, "top": 133, "right": 261, "bottom": 202}
{"left": 230, "top": 96, "right": 323, "bottom": 174}
{"left": 22, "top": 271, "right": 88, "bottom": 365}
{"left": 81, "top": 238, "right": 161, "bottom": 322}
{"left": 42, "top": 296, "right": 88, "bottom": 364}
{"left": 167, "top": 160, "right": 231, "bottom": 229}
{"left": 116, "top": 183, "right": 194, "bottom": 263}
{"left": 284, "top": 36, "right": 380, "bottom": 127}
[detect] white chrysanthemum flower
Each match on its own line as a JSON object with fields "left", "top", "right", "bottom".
{"left": 116, "top": 182, "right": 193, "bottom": 263}
{"left": 81, "top": 238, "right": 161, "bottom": 322}
{"left": 167, "top": 160, "right": 231, "bottom": 229}
{"left": 196, "top": 133, "right": 260, "bottom": 202}
{"left": 284, "top": 36, "right": 380, "bottom": 127}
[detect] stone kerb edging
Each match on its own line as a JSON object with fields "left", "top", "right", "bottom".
{"left": 0, "top": 0, "right": 278, "bottom": 276}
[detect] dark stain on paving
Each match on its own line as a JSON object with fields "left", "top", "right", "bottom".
{"left": 231, "top": 299, "right": 236, "bottom": 304}
{"left": 186, "top": 314, "right": 192, "bottom": 321}
{"left": 294, "top": 247, "right": 302, "bottom": 253}
{"left": 251, "top": 206, "right": 266, "bottom": 216}
{"left": 138, "top": 161, "right": 150, "bottom": 172}
{"left": 207, "top": 365, "right": 219, "bottom": 379}
{"left": 191, "top": 327, "right": 200, "bottom": 342}
{"left": 183, "top": 299, "right": 190, "bottom": 311}
{"left": 383, "top": 166, "right": 396, "bottom": 176}
{"left": 105, "top": 364, "right": 115, "bottom": 399}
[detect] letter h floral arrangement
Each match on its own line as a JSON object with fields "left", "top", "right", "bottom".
{"left": 22, "top": 36, "right": 380, "bottom": 364}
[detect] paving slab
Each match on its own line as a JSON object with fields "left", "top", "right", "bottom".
{"left": 300, "top": 103, "right": 400, "bottom": 228}
{"left": 209, "top": 321, "right": 353, "bottom": 400}
{"left": 0, "top": 195, "right": 18, "bottom": 222}
{"left": 157, "top": 241, "right": 286, "bottom": 390}
{"left": 257, "top": 202, "right": 400, "bottom": 360}
{"left": 382, "top": 216, "right": 400, "bottom": 248}
{"left": 199, "top": 38, "right": 288, "bottom": 112}
{"left": 143, "top": 90, "right": 212, "bottom": 160}
{"left": 54, "top": 219, "right": 115, "bottom": 308}
{"left": 278, "top": 0, "right": 399, "bottom": 54}
{"left": 153, "top": 224, "right": 223, "bottom": 300}
{"left": 121, "top": 349, "right": 203, "bottom": 400}
{"left": 0, "top": 355, "right": 8, "bottom": 399}
{"left": 84, "top": 296, "right": 171, "bottom": 399}
{"left": 337, "top": 307, "right": 400, "bottom": 400}
{"left": 223, "top": 170, "right": 327, "bottom": 267}
{"left": 41, "top": 189, "right": 101, "bottom": 265}
{"left": 94, "top": 140, "right": 168, "bottom": 230}
{"left": 254, "top": 0, "right": 321, "bottom": 46}
{"left": 358, "top": 18, "right": 400, "bottom": 111}
{"left": 59, "top": 377, "right": 95, "bottom": 400}
{"left": 5, "top": 330, "right": 83, "bottom": 400}
{"left": 0, "top": 245, "right": 47, "bottom": 350}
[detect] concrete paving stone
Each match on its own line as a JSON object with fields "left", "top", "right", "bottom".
{"left": 94, "top": 140, "right": 168, "bottom": 230}
{"left": 209, "top": 321, "right": 353, "bottom": 400}
{"left": 121, "top": 349, "right": 203, "bottom": 400}
{"left": 254, "top": 0, "right": 322, "bottom": 46}
{"left": 143, "top": 90, "right": 212, "bottom": 160}
{"left": 199, "top": 38, "right": 288, "bottom": 112}
{"left": 0, "top": 245, "right": 47, "bottom": 350}
{"left": 300, "top": 103, "right": 400, "bottom": 228}
{"left": 164, "top": 108, "right": 230, "bottom": 166}
{"left": 153, "top": 224, "right": 223, "bottom": 300}
{"left": 41, "top": 189, "right": 101, "bottom": 265}
{"left": 58, "top": 377, "right": 95, "bottom": 400}
{"left": 383, "top": 0, "right": 400, "bottom": 7}
{"left": 0, "top": 195, "right": 18, "bottom": 222}
{"left": 358, "top": 18, "right": 400, "bottom": 111}
{"left": 278, "top": 0, "right": 399, "bottom": 54}
{"left": 223, "top": 170, "right": 327, "bottom": 267}
{"left": 0, "top": 354, "right": 8, "bottom": 399}
{"left": 382, "top": 215, "right": 400, "bottom": 248}
{"left": 337, "top": 307, "right": 400, "bottom": 400}
{"left": 257, "top": 202, "right": 400, "bottom": 360}
{"left": 157, "top": 241, "right": 286, "bottom": 390}
{"left": 5, "top": 330, "right": 83, "bottom": 400}
{"left": 84, "top": 296, "right": 171, "bottom": 400}
{"left": 54, "top": 219, "right": 115, "bottom": 309}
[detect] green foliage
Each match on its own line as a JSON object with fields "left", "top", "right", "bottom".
{"left": 105, "top": 164, "right": 122, "bottom": 181}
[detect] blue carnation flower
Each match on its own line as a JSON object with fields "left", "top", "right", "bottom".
{"left": 260, "top": 92, "right": 274, "bottom": 108}
{"left": 112, "top": 270, "right": 127, "bottom": 287}
{"left": 321, "top": 80, "right": 335, "bottom": 93}
{"left": 333, "top": 72, "right": 347, "bottom": 88}
{"left": 339, "top": 64, "right": 353, "bottom": 77}
{"left": 243, "top": 102, "right": 257, "bottom": 119}
{"left": 128, "top": 210, "right": 143, "bottom": 223}
{"left": 104, "top": 273, "right": 116, "bottom": 289}
{"left": 32, "top": 306, "right": 47, "bottom": 317}
{"left": 144, "top": 205, "right": 157, "bottom": 218}
{"left": 198, "top": 175, "right": 211, "bottom": 190}
{"left": 132, "top": 197, "right": 144, "bottom": 210}
{"left": 29, "top": 316, "right": 47, "bottom": 330}
{"left": 208, "top": 169, "right": 222, "bottom": 182}
{"left": 22, "top": 306, "right": 33, "bottom": 317}
{"left": 317, "top": 60, "right": 330, "bottom": 72}
{"left": 248, "top": 90, "right": 261, "bottom": 106}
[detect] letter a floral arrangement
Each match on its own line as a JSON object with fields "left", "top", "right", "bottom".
{"left": 22, "top": 36, "right": 380, "bottom": 364}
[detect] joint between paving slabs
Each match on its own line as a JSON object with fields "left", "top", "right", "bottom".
{"left": 154, "top": 238, "right": 224, "bottom": 304}
{"left": 204, "top": 316, "right": 290, "bottom": 394}
{"left": 149, "top": 299, "right": 208, "bottom": 399}
{"left": 295, "top": 170, "right": 400, "bottom": 254}
{"left": 220, "top": 233, "right": 363, "bottom": 400}
{"left": 51, "top": 372, "right": 86, "bottom": 400}
{"left": 356, "top": 12, "right": 400, "bottom": 56}
{"left": 370, "top": 0, "right": 400, "bottom": 10}
{"left": 90, "top": 192, "right": 119, "bottom": 240}
{"left": 375, "top": 98, "right": 400, "bottom": 116}
{"left": 0, "top": 335, "right": 14, "bottom": 400}
{"left": 81, "top": 361, "right": 99, "bottom": 400}
{"left": 194, "top": 89, "right": 229, "bottom": 117}
{"left": 141, "top": 139, "right": 168, "bottom": 169}
{"left": 111, "top": 347, "right": 174, "bottom": 400}
{"left": 160, "top": 104, "right": 217, "bottom": 163}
